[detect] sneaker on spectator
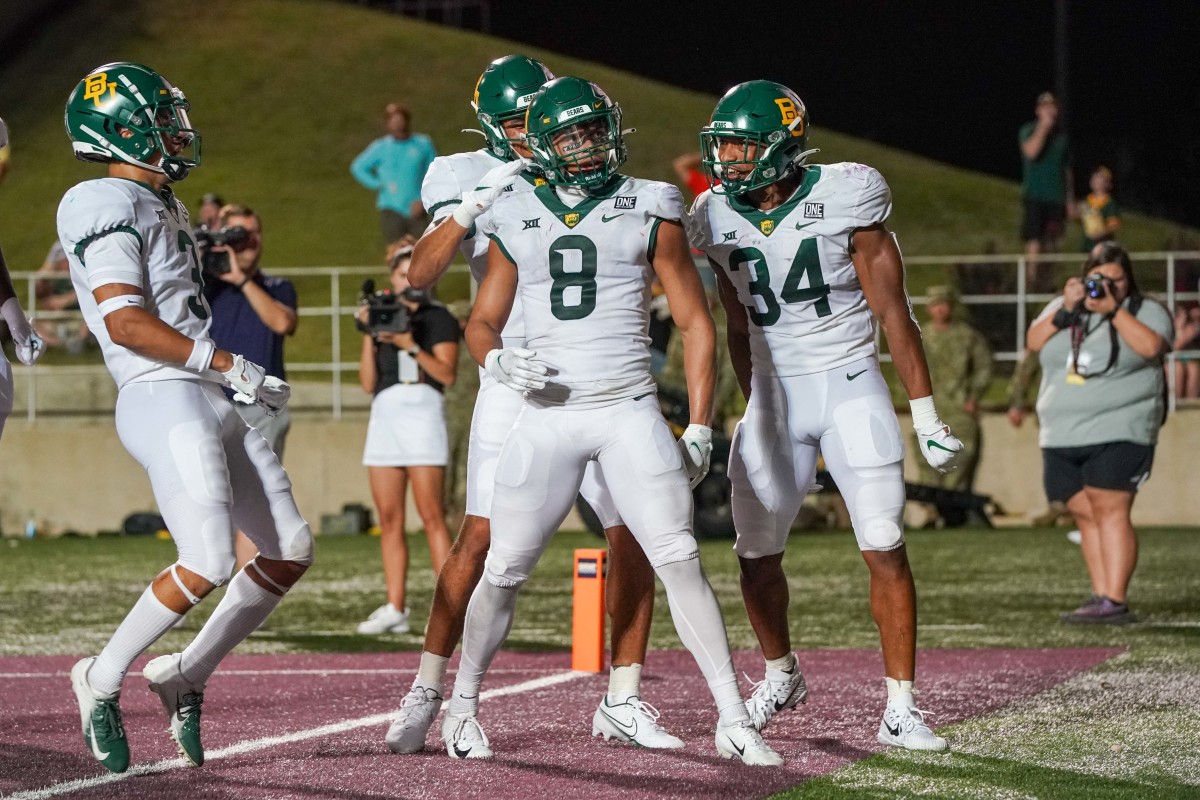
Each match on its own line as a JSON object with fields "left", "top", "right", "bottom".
{"left": 1066, "top": 529, "right": 1082, "bottom": 545}
{"left": 1061, "top": 597, "right": 1135, "bottom": 625}
{"left": 356, "top": 604, "right": 410, "bottom": 635}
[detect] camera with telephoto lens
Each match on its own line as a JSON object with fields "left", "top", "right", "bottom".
{"left": 355, "top": 280, "right": 430, "bottom": 336}
{"left": 193, "top": 225, "right": 251, "bottom": 275}
{"left": 1084, "top": 272, "right": 1112, "bottom": 299}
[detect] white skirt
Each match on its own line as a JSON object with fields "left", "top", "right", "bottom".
{"left": 363, "top": 383, "right": 449, "bottom": 467}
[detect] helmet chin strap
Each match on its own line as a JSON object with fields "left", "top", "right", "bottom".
{"left": 162, "top": 158, "right": 190, "bottom": 182}
{"left": 460, "top": 128, "right": 487, "bottom": 139}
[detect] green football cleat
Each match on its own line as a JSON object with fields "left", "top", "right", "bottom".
{"left": 144, "top": 653, "right": 205, "bottom": 767}
{"left": 70, "top": 657, "right": 130, "bottom": 774}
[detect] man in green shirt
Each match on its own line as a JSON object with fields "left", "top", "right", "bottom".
{"left": 1019, "top": 92, "right": 1073, "bottom": 290}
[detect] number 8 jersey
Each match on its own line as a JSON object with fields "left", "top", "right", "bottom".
{"left": 483, "top": 176, "right": 683, "bottom": 407}
{"left": 58, "top": 178, "right": 217, "bottom": 389}
{"left": 690, "top": 162, "right": 893, "bottom": 377}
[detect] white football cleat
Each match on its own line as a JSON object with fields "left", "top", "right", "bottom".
{"left": 877, "top": 697, "right": 948, "bottom": 752}
{"left": 356, "top": 604, "right": 410, "bottom": 635}
{"left": 442, "top": 712, "right": 493, "bottom": 759}
{"left": 386, "top": 684, "right": 443, "bottom": 754}
{"left": 143, "top": 653, "right": 206, "bottom": 767}
{"left": 745, "top": 657, "right": 808, "bottom": 731}
{"left": 592, "top": 695, "right": 685, "bottom": 749}
{"left": 715, "top": 718, "right": 784, "bottom": 766}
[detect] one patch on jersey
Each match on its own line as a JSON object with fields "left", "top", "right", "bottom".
{"left": 523, "top": 218, "right": 541, "bottom": 230}
{"left": 564, "top": 212, "right": 581, "bottom": 228}
{"left": 614, "top": 196, "right": 637, "bottom": 209}
{"left": 804, "top": 202, "right": 825, "bottom": 219}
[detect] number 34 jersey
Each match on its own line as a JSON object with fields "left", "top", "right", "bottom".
{"left": 58, "top": 178, "right": 217, "bottom": 389}
{"left": 484, "top": 176, "right": 683, "bottom": 407}
{"left": 690, "top": 162, "right": 893, "bottom": 377}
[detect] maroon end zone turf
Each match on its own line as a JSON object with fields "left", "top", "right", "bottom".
{"left": 0, "top": 647, "right": 1121, "bottom": 799}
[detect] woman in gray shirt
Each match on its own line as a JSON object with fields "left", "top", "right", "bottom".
{"left": 1026, "top": 242, "right": 1173, "bottom": 625}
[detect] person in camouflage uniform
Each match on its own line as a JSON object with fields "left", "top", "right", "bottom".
{"left": 911, "top": 286, "right": 992, "bottom": 491}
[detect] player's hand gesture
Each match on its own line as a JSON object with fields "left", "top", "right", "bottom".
{"left": 15, "top": 327, "right": 45, "bottom": 366}
{"left": 678, "top": 424, "right": 713, "bottom": 488}
{"left": 452, "top": 158, "right": 529, "bottom": 227}
{"left": 915, "top": 422, "right": 964, "bottom": 473}
{"left": 223, "top": 353, "right": 289, "bottom": 415}
{"left": 484, "top": 347, "right": 547, "bottom": 392}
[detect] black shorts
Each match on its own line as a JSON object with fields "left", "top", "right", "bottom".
{"left": 1042, "top": 441, "right": 1155, "bottom": 503}
{"left": 1021, "top": 199, "right": 1066, "bottom": 242}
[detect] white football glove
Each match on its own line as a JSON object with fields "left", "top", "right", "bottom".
{"left": 252, "top": 375, "right": 291, "bottom": 417}
{"left": 911, "top": 396, "right": 964, "bottom": 473}
{"left": 1, "top": 297, "right": 44, "bottom": 366}
{"left": 223, "top": 353, "right": 266, "bottom": 400}
{"left": 678, "top": 424, "right": 713, "bottom": 489}
{"left": 484, "top": 347, "right": 548, "bottom": 392}
{"left": 451, "top": 158, "right": 529, "bottom": 227}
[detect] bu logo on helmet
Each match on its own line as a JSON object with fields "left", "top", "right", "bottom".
{"left": 775, "top": 97, "right": 805, "bottom": 136}
{"left": 83, "top": 73, "right": 117, "bottom": 107}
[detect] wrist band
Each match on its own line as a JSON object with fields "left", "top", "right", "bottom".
{"left": 1052, "top": 308, "right": 1075, "bottom": 330}
{"left": 237, "top": 277, "right": 250, "bottom": 289}
{"left": 186, "top": 338, "right": 215, "bottom": 372}
{"left": 408, "top": 347, "right": 420, "bottom": 358}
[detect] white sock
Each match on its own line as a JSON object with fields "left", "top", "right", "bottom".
{"left": 448, "top": 578, "right": 519, "bottom": 717}
{"left": 655, "top": 558, "right": 749, "bottom": 724}
{"left": 765, "top": 652, "right": 797, "bottom": 674}
{"left": 416, "top": 652, "right": 450, "bottom": 694}
{"left": 89, "top": 585, "right": 184, "bottom": 695}
{"left": 886, "top": 677, "right": 915, "bottom": 702}
{"left": 179, "top": 566, "right": 283, "bottom": 686}
{"left": 608, "top": 663, "right": 642, "bottom": 704}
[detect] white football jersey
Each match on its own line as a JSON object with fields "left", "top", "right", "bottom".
{"left": 421, "top": 149, "right": 545, "bottom": 347}
{"left": 483, "top": 176, "right": 683, "bottom": 407}
{"left": 691, "top": 162, "right": 898, "bottom": 377}
{"left": 57, "top": 178, "right": 218, "bottom": 389}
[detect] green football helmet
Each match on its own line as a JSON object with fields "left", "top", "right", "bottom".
{"left": 699, "top": 80, "right": 817, "bottom": 195}
{"left": 524, "top": 77, "right": 627, "bottom": 193}
{"left": 64, "top": 62, "right": 200, "bottom": 182}
{"left": 472, "top": 55, "right": 555, "bottom": 160}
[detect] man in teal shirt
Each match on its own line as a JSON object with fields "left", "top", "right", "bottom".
{"left": 1019, "top": 92, "right": 1073, "bottom": 290}
{"left": 351, "top": 102, "right": 437, "bottom": 242}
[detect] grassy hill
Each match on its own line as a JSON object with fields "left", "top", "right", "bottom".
{"left": 1, "top": 0, "right": 1195, "bottom": 276}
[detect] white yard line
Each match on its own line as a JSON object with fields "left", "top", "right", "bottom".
{"left": 4, "top": 669, "right": 589, "bottom": 800}
{"left": 0, "top": 667, "right": 549, "bottom": 679}
{"left": 922, "top": 624, "right": 987, "bottom": 630}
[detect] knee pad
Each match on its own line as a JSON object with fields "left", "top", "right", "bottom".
{"left": 847, "top": 465, "right": 906, "bottom": 551}
{"left": 278, "top": 517, "right": 315, "bottom": 566}
{"left": 642, "top": 530, "right": 699, "bottom": 570}
{"left": 483, "top": 549, "right": 531, "bottom": 589}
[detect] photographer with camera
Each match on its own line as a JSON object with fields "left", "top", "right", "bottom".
{"left": 355, "top": 240, "right": 459, "bottom": 635}
{"left": 1026, "top": 242, "right": 1173, "bottom": 625}
{"left": 203, "top": 204, "right": 299, "bottom": 572}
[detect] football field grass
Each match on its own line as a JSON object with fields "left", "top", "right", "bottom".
{"left": 1, "top": 527, "right": 1197, "bottom": 798}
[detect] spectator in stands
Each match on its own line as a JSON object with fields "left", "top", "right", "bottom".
{"left": 912, "top": 287, "right": 992, "bottom": 501}
{"left": 1173, "top": 304, "right": 1200, "bottom": 399}
{"left": 1019, "top": 92, "right": 1073, "bottom": 291}
{"left": 0, "top": 116, "right": 10, "bottom": 184}
{"left": 673, "top": 151, "right": 709, "bottom": 200}
{"left": 1077, "top": 166, "right": 1120, "bottom": 252}
{"left": 204, "top": 204, "right": 299, "bottom": 573}
{"left": 196, "top": 192, "right": 224, "bottom": 231}
{"left": 355, "top": 240, "right": 459, "bottom": 635}
{"left": 33, "top": 241, "right": 90, "bottom": 353}
{"left": 351, "top": 103, "right": 437, "bottom": 243}
{"left": 1026, "top": 242, "right": 1173, "bottom": 624}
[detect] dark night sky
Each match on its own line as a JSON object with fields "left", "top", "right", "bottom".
{"left": 469, "top": 1, "right": 1199, "bottom": 228}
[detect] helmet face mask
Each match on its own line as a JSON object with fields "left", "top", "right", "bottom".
{"left": 699, "top": 80, "right": 817, "bottom": 196}
{"left": 524, "top": 77, "right": 627, "bottom": 193}
{"left": 472, "top": 55, "right": 554, "bottom": 160}
{"left": 65, "top": 63, "right": 201, "bottom": 182}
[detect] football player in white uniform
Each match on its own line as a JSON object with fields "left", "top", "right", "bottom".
{"left": 1, "top": 115, "right": 46, "bottom": 438}
{"left": 392, "top": 56, "right": 677, "bottom": 753}
{"left": 690, "top": 81, "right": 963, "bottom": 752}
{"left": 442, "top": 76, "right": 781, "bottom": 766}
{"left": 58, "top": 63, "right": 313, "bottom": 774}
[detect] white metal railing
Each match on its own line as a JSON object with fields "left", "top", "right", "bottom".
{"left": 6, "top": 252, "right": 1200, "bottom": 420}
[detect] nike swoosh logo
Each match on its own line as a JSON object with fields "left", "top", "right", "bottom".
{"left": 795, "top": 221, "right": 818, "bottom": 230}
{"left": 846, "top": 369, "right": 867, "bottom": 381}
{"left": 453, "top": 744, "right": 473, "bottom": 758}
{"left": 725, "top": 736, "right": 746, "bottom": 756}
{"left": 601, "top": 708, "right": 638, "bottom": 736}
{"left": 885, "top": 720, "right": 901, "bottom": 737}
{"left": 88, "top": 723, "right": 110, "bottom": 760}
{"left": 632, "top": 392, "right": 653, "bottom": 401}
{"left": 926, "top": 440, "right": 956, "bottom": 453}
{"left": 601, "top": 213, "right": 624, "bottom": 222}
